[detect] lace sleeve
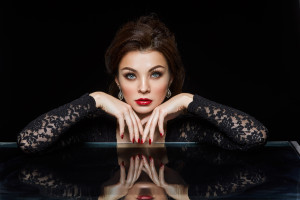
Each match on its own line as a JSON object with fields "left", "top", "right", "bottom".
{"left": 167, "top": 94, "right": 268, "bottom": 150}
{"left": 19, "top": 167, "right": 91, "bottom": 199}
{"left": 166, "top": 145, "right": 267, "bottom": 199}
{"left": 19, "top": 163, "right": 108, "bottom": 199}
{"left": 16, "top": 93, "right": 103, "bottom": 154}
{"left": 187, "top": 166, "right": 266, "bottom": 198}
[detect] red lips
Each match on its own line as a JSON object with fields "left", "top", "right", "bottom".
{"left": 135, "top": 98, "right": 152, "bottom": 106}
{"left": 137, "top": 195, "right": 153, "bottom": 200}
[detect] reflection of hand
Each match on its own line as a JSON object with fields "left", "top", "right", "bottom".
{"left": 141, "top": 155, "right": 190, "bottom": 200}
{"left": 98, "top": 155, "right": 143, "bottom": 200}
{"left": 141, "top": 93, "right": 193, "bottom": 144}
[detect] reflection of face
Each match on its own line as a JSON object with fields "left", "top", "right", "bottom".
{"left": 125, "top": 182, "right": 167, "bottom": 200}
{"left": 125, "top": 172, "right": 168, "bottom": 200}
{"left": 115, "top": 50, "right": 173, "bottom": 117}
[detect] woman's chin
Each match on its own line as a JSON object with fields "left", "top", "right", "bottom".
{"left": 131, "top": 104, "right": 155, "bottom": 113}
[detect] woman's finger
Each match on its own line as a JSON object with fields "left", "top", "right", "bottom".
{"left": 142, "top": 111, "right": 155, "bottom": 144}
{"left": 124, "top": 112, "right": 134, "bottom": 143}
{"left": 142, "top": 167, "right": 148, "bottom": 174}
{"left": 133, "top": 111, "right": 144, "bottom": 138}
{"left": 126, "top": 156, "right": 135, "bottom": 185}
{"left": 120, "top": 161, "right": 125, "bottom": 185}
{"left": 149, "top": 110, "right": 160, "bottom": 144}
{"left": 149, "top": 157, "right": 160, "bottom": 186}
{"left": 136, "top": 157, "right": 144, "bottom": 180}
{"left": 131, "top": 155, "right": 140, "bottom": 186}
{"left": 129, "top": 109, "right": 139, "bottom": 143}
{"left": 117, "top": 115, "right": 125, "bottom": 139}
{"left": 158, "top": 110, "right": 167, "bottom": 137}
{"left": 141, "top": 114, "right": 151, "bottom": 126}
{"left": 159, "top": 163, "right": 166, "bottom": 187}
{"left": 142, "top": 155, "right": 153, "bottom": 180}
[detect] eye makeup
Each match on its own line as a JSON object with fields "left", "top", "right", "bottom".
{"left": 123, "top": 70, "right": 163, "bottom": 80}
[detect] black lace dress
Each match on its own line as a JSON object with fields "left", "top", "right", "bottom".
{"left": 17, "top": 93, "right": 268, "bottom": 154}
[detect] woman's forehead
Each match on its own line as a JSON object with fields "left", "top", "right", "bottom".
{"left": 119, "top": 50, "right": 168, "bottom": 71}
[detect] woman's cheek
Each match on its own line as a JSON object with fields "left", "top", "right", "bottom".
{"left": 153, "top": 84, "right": 168, "bottom": 102}
{"left": 122, "top": 86, "right": 136, "bottom": 101}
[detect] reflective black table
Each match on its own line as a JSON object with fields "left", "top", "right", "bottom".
{"left": 1, "top": 141, "right": 300, "bottom": 200}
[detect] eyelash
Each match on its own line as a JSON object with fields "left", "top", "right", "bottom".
{"left": 124, "top": 70, "right": 162, "bottom": 80}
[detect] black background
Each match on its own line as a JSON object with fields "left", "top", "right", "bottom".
{"left": 1, "top": 0, "right": 299, "bottom": 141}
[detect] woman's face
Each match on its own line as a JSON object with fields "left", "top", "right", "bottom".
{"left": 125, "top": 182, "right": 168, "bottom": 200}
{"left": 115, "top": 50, "right": 173, "bottom": 116}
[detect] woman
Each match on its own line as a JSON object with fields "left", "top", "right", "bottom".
{"left": 17, "top": 13, "right": 268, "bottom": 154}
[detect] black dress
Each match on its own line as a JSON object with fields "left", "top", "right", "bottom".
{"left": 17, "top": 93, "right": 268, "bottom": 154}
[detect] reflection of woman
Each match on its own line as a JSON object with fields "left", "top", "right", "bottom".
{"left": 17, "top": 13, "right": 268, "bottom": 154}
{"left": 17, "top": 146, "right": 267, "bottom": 200}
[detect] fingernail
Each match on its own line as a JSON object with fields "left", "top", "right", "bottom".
{"left": 138, "top": 138, "right": 140, "bottom": 143}
{"left": 132, "top": 139, "right": 135, "bottom": 143}
{"left": 149, "top": 139, "right": 152, "bottom": 145}
{"left": 141, "top": 139, "right": 144, "bottom": 144}
{"left": 122, "top": 161, "right": 124, "bottom": 166}
{"left": 121, "top": 134, "right": 124, "bottom": 139}
{"left": 160, "top": 132, "right": 163, "bottom": 137}
{"left": 160, "top": 162, "right": 164, "bottom": 168}
{"left": 149, "top": 156, "right": 152, "bottom": 161}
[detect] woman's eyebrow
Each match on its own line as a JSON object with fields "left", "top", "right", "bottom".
{"left": 121, "top": 65, "right": 165, "bottom": 72}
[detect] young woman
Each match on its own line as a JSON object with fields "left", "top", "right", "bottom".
{"left": 17, "top": 13, "right": 268, "bottom": 154}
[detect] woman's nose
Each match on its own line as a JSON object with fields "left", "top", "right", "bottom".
{"left": 138, "top": 78, "right": 150, "bottom": 94}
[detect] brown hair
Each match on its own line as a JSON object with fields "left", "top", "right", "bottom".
{"left": 105, "top": 13, "right": 185, "bottom": 99}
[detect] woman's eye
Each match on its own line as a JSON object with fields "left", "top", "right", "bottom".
{"left": 126, "top": 73, "right": 136, "bottom": 79}
{"left": 125, "top": 72, "right": 161, "bottom": 80}
{"left": 151, "top": 72, "right": 161, "bottom": 78}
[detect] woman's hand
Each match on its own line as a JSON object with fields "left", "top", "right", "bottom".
{"left": 98, "top": 155, "right": 144, "bottom": 200}
{"left": 141, "top": 155, "right": 190, "bottom": 200}
{"left": 89, "top": 92, "right": 143, "bottom": 143}
{"left": 141, "top": 93, "right": 194, "bottom": 144}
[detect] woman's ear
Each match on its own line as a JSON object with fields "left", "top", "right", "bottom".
{"left": 115, "top": 76, "right": 120, "bottom": 87}
{"left": 169, "top": 76, "right": 173, "bottom": 87}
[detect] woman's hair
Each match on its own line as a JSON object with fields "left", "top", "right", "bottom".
{"left": 105, "top": 13, "right": 185, "bottom": 99}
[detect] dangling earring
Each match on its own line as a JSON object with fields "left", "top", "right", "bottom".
{"left": 166, "top": 88, "right": 171, "bottom": 98}
{"left": 118, "top": 85, "right": 124, "bottom": 100}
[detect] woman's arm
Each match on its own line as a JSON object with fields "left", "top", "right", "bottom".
{"left": 17, "top": 93, "right": 101, "bottom": 154}
{"left": 185, "top": 94, "right": 268, "bottom": 150}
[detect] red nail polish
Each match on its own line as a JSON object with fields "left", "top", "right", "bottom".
{"left": 149, "top": 139, "right": 152, "bottom": 145}
{"left": 121, "top": 134, "right": 124, "bottom": 139}
{"left": 160, "top": 132, "right": 163, "bottom": 137}
{"left": 132, "top": 139, "right": 135, "bottom": 143}
{"left": 149, "top": 156, "right": 152, "bottom": 161}
{"left": 138, "top": 138, "right": 140, "bottom": 143}
{"left": 141, "top": 139, "right": 144, "bottom": 144}
{"left": 122, "top": 161, "right": 124, "bottom": 166}
{"left": 160, "top": 162, "right": 164, "bottom": 168}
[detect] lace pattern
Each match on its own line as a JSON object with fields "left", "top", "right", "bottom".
{"left": 17, "top": 93, "right": 269, "bottom": 153}
{"left": 17, "top": 93, "right": 99, "bottom": 153}
{"left": 185, "top": 95, "right": 268, "bottom": 150}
